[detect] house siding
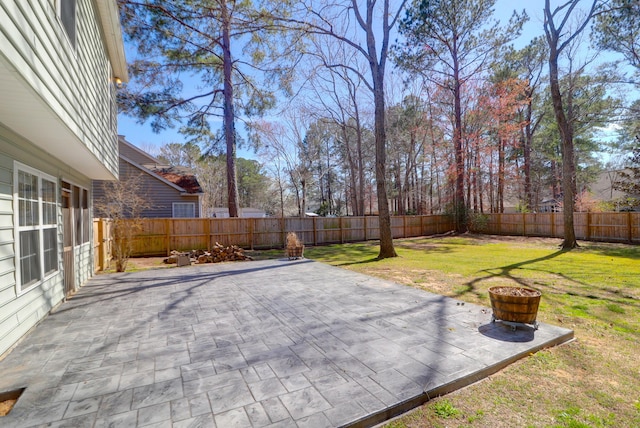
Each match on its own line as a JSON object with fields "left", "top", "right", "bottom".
{"left": 0, "top": 0, "right": 118, "bottom": 176}
{"left": 118, "top": 138, "right": 159, "bottom": 166}
{"left": 94, "top": 158, "right": 202, "bottom": 218}
{"left": 0, "top": 125, "right": 93, "bottom": 357}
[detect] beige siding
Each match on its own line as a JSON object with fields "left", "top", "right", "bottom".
{"left": 118, "top": 138, "right": 159, "bottom": 166}
{"left": 0, "top": 0, "right": 118, "bottom": 176}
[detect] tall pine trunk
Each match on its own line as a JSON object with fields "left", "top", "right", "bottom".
{"left": 221, "top": 1, "right": 239, "bottom": 217}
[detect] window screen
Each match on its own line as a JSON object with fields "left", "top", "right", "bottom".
{"left": 173, "top": 203, "right": 196, "bottom": 218}
{"left": 20, "top": 230, "right": 41, "bottom": 287}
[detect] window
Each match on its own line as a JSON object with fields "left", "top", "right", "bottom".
{"left": 173, "top": 202, "right": 196, "bottom": 218}
{"left": 63, "top": 181, "right": 90, "bottom": 246}
{"left": 82, "top": 189, "right": 90, "bottom": 244}
{"left": 15, "top": 164, "right": 59, "bottom": 291}
{"left": 73, "top": 186, "right": 83, "bottom": 245}
{"left": 59, "top": 0, "right": 77, "bottom": 48}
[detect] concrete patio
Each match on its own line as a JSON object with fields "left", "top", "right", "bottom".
{"left": 0, "top": 259, "right": 573, "bottom": 427}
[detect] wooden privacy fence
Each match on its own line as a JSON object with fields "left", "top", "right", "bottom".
{"left": 104, "top": 215, "right": 455, "bottom": 257}
{"left": 92, "top": 212, "right": 639, "bottom": 264}
{"left": 93, "top": 218, "right": 113, "bottom": 272}
{"left": 472, "top": 212, "right": 640, "bottom": 244}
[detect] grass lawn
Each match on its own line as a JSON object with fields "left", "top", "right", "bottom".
{"left": 303, "top": 234, "right": 640, "bottom": 428}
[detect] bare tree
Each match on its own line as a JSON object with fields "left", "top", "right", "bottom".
{"left": 302, "top": 42, "right": 372, "bottom": 216}
{"left": 543, "top": 0, "right": 601, "bottom": 249}
{"left": 94, "top": 174, "right": 151, "bottom": 272}
{"left": 284, "top": 0, "right": 406, "bottom": 258}
{"left": 254, "top": 113, "right": 316, "bottom": 217}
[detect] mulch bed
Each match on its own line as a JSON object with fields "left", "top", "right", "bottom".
{"left": 0, "top": 398, "right": 17, "bottom": 416}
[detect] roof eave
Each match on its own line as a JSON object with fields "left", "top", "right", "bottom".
{"left": 95, "top": 0, "right": 129, "bottom": 82}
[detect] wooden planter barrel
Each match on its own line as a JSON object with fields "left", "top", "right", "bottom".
{"left": 489, "top": 286, "right": 541, "bottom": 325}
{"left": 286, "top": 245, "right": 304, "bottom": 260}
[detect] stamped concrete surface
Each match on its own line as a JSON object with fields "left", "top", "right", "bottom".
{"left": 0, "top": 259, "right": 573, "bottom": 427}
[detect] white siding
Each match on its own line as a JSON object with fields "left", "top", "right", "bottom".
{"left": 0, "top": 0, "right": 119, "bottom": 176}
{"left": 0, "top": 125, "right": 93, "bottom": 357}
{"left": 0, "top": 0, "right": 124, "bottom": 356}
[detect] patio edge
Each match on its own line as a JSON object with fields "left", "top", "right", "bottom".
{"left": 348, "top": 328, "right": 575, "bottom": 428}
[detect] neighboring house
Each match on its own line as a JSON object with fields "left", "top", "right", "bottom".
{"left": 0, "top": 1, "right": 127, "bottom": 355}
{"left": 588, "top": 169, "right": 640, "bottom": 211}
{"left": 94, "top": 136, "right": 204, "bottom": 218}
{"left": 537, "top": 197, "right": 562, "bottom": 213}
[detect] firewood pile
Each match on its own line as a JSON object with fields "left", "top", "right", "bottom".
{"left": 164, "top": 243, "right": 252, "bottom": 265}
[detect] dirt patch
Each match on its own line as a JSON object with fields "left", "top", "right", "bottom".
{"left": 127, "top": 257, "right": 172, "bottom": 270}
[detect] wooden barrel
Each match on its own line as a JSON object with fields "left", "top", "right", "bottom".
{"left": 489, "top": 286, "right": 541, "bottom": 324}
{"left": 286, "top": 245, "right": 304, "bottom": 259}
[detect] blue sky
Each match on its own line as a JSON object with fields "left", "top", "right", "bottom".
{"left": 117, "top": 0, "right": 635, "bottom": 158}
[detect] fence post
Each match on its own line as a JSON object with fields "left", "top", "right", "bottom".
{"left": 551, "top": 212, "right": 555, "bottom": 237}
{"left": 249, "top": 219, "right": 254, "bottom": 250}
{"left": 281, "top": 217, "right": 286, "bottom": 247}
{"left": 586, "top": 212, "right": 592, "bottom": 241}
{"left": 339, "top": 217, "right": 344, "bottom": 244}
{"left": 363, "top": 216, "right": 367, "bottom": 241}
{"left": 165, "top": 219, "right": 171, "bottom": 256}
{"left": 628, "top": 212, "right": 633, "bottom": 243}
{"left": 97, "top": 219, "right": 104, "bottom": 272}
{"left": 522, "top": 213, "right": 526, "bottom": 236}
{"left": 497, "top": 214, "right": 502, "bottom": 235}
{"left": 205, "top": 219, "right": 211, "bottom": 252}
{"left": 311, "top": 217, "right": 316, "bottom": 245}
{"left": 403, "top": 216, "right": 407, "bottom": 238}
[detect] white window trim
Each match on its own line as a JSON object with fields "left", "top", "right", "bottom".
{"left": 13, "top": 162, "right": 60, "bottom": 294}
{"left": 172, "top": 202, "right": 196, "bottom": 218}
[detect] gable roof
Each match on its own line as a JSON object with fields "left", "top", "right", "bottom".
{"left": 118, "top": 136, "right": 203, "bottom": 194}
{"left": 150, "top": 167, "right": 203, "bottom": 194}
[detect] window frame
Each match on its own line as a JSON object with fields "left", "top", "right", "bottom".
{"left": 57, "top": 0, "right": 77, "bottom": 49}
{"left": 62, "top": 180, "right": 91, "bottom": 247}
{"left": 14, "top": 162, "right": 60, "bottom": 293}
{"left": 172, "top": 202, "right": 196, "bottom": 218}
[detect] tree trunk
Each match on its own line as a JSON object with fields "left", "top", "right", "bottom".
{"left": 360, "top": 0, "right": 396, "bottom": 259}
{"left": 498, "top": 136, "right": 505, "bottom": 213}
{"left": 355, "top": 103, "right": 366, "bottom": 217}
{"left": 221, "top": 1, "right": 239, "bottom": 217}
{"left": 523, "top": 101, "right": 533, "bottom": 210}
{"left": 453, "top": 54, "right": 466, "bottom": 231}
{"left": 373, "top": 77, "right": 396, "bottom": 258}
{"left": 548, "top": 45, "right": 577, "bottom": 248}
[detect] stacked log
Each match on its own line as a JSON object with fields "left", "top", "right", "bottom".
{"left": 164, "top": 244, "right": 252, "bottom": 264}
